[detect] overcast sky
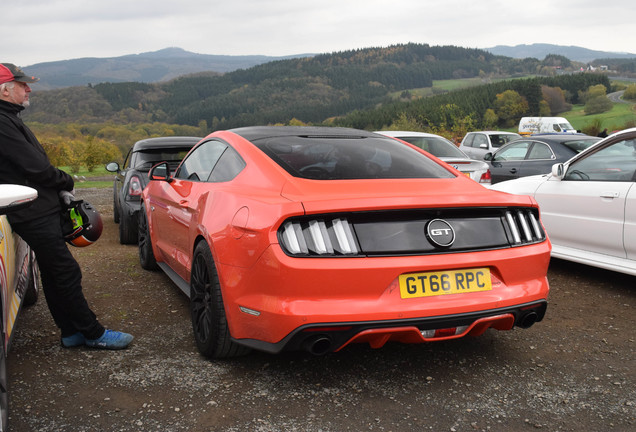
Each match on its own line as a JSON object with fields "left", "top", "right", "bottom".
{"left": 6, "top": 0, "right": 635, "bottom": 67}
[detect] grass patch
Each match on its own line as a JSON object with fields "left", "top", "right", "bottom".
{"left": 74, "top": 180, "right": 113, "bottom": 189}
{"left": 57, "top": 165, "right": 114, "bottom": 189}
{"left": 389, "top": 76, "right": 535, "bottom": 100}
{"left": 565, "top": 103, "right": 636, "bottom": 131}
{"left": 58, "top": 165, "right": 111, "bottom": 177}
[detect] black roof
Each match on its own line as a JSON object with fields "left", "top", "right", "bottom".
{"left": 132, "top": 136, "right": 202, "bottom": 151}
{"left": 230, "top": 126, "right": 376, "bottom": 142}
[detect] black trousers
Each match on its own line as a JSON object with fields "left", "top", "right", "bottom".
{"left": 11, "top": 214, "right": 105, "bottom": 340}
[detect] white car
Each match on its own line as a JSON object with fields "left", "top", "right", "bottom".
{"left": 0, "top": 184, "right": 40, "bottom": 429}
{"left": 490, "top": 128, "right": 636, "bottom": 276}
{"left": 376, "top": 131, "right": 491, "bottom": 184}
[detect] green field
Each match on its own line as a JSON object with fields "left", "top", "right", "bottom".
{"left": 58, "top": 165, "right": 114, "bottom": 189}
{"left": 390, "top": 76, "right": 535, "bottom": 99}
{"left": 565, "top": 102, "right": 636, "bottom": 132}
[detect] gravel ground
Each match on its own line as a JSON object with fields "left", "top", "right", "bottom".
{"left": 5, "top": 188, "right": 636, "bottom": 432}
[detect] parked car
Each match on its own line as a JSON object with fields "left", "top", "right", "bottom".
{"left": 484, "top": 134, "right": 600, "bottom": 184}
{"left": 459, "top": 131, "right": 521, "bottom": 160}
{"left": 375, "top": 131, "right": 491, "bottom": 184}
{"left": 106, "top": 136, "right": 201, "bottom": 244}
{"left": 139, "top": 126, "right": 550, "bottom": 359}
{"left": 0, "top": 184, "right": 40, "bottom": 429}
{"left": 491, "top": 128, "right": 636, "bottom": 276}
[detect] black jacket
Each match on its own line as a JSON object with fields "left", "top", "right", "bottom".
{"left": 0, "top": 99, "right": 74, "bottom": 223}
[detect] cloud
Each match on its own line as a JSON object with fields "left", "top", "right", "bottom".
{"left": 6, "top": 0, "right": 636, "bottom": 66}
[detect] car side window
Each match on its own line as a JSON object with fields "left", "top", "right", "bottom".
{"left": 527, "top": 143, "right": 554, "bottom": 160}
{"left": 493, "top": 141, "right": 531, "bottom": 162}
{"left": 176, "top": 140, "right": 227, "bottom": 181}
{"left": 473, "top": 134, "right": 488, "bottom": 148}
{"left": 208, "top": 146, "right": 246, "bottom": 182}
{"left": 123, "top": 149, "right": 133, "bottom": 170}
{"left": 564, "top": 138, "right": 636, "bottom": 182}
{"left": 463, "top": 134, "right": 474, "bottom": 147}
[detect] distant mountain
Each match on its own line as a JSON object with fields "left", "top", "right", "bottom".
{"left": 23, "top": 47, "right": 314, "bottom": 90}
{"left": 25, "top": 43, "right": 588, "bottom": 129}
{"left": 485, "top": 43, "right": 636, "bottom": 63}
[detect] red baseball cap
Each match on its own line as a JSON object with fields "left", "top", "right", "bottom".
{"left": 0, "top": 63, "right": 39, "bottom": 85}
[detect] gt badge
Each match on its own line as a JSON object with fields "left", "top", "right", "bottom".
{"left": 426, "top": 219, "right": 455, "bottom": 248}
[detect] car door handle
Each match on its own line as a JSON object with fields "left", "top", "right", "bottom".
{"left": 600, "top": 191, "right": 619, "bottom": 199}
{"left": 509, "top": 168, "right": 518, "bottom": 173}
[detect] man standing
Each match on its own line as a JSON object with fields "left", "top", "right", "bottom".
{"left": 0, "top": 63, "right": 133, "bottom": 349}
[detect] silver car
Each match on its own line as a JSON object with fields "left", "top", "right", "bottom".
{"left": 376, "top": 131, "right": 491, "bottom": 184}
{"left": 460, "top": 131, "right": 521, "bottom": 160}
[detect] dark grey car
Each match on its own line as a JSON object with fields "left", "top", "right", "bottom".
{"left": 484, "top": 134, "right": 600, "bottom": 184}
{"left": 106, "top": 136, "right": 200, "bottom": 244}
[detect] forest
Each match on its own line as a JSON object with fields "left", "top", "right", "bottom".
{"left": 22, "top": 43, "right": 624, "bottom": 168}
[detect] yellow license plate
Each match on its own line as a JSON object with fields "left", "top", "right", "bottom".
{"left": 399, "top": 268, "right": 492, "bottom": 299}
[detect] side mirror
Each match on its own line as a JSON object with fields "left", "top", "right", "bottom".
{"left": 483, "top": 152, "right": 493, "bottom": 161}
{"left": 149, "top": 162, "right": 172, "bottom": 182}
{"left": 105, "top": 162, "right": 120, "bottom": 173}
{"left": 551, "top": 163, "right": 564, "bottom": 179}
{"left": 0, "top": 184, "right": 38, "bottom": 215}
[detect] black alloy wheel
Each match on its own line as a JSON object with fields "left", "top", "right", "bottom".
{"left": 138, "top": 204, "right": 158, "bottom": 271}
{"left": 112, "top": 185, "right": 120, "bottom": 224}
{"left": 189, "top": 242, "right": 249, "bottom": 359}
{"left": 119, "top": 209, "right": 137, "bottom": 245}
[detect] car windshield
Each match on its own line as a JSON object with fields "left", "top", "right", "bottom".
{"left": 394, "top": 136, "right": 466, "bottom": 158}
{"left": 134, "top": 148, "right": 192, "bottom": 170}
{"left": 560, "top": 138, "right": 600, "bottom": 153}
{"left": 491, "top": 134, "right": 520, "bottom": 148}
{"left": 564, "top": 137, "right": 636, "bottom": 181}
{"left": 254, "top": 135, "right": 455, "bottom": 180}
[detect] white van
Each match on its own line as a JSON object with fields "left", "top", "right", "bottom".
{"left": 518, "top": 117, "right": 577, "bottom": 135}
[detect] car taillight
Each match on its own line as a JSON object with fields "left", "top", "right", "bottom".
{"left": 128, "top": 175, "right": 143, "bottom": 198}
{"left": 479, "top": 170, "right": 491, "bottom": 183}
{"left": 279, "top": 218, "right": 360, "bottom": 256}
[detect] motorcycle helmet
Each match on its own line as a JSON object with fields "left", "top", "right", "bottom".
{"left": 61, "top": 200, "right": 103, "bottom": 247}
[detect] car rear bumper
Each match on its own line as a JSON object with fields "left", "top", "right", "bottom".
{"left": 235, "top": 301, "right": 547, "bottom": 354}
{"left": 217, "top": 241, "right": 551, "bottom": 352}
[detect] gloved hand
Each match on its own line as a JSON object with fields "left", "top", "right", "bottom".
{"left": 59, "top": 189, "right": 75, "bottom": 206}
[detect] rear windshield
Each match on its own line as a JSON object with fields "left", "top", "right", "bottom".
{"left": 561, "top": 138, "right": 600, "bottom": 153}
{"left": 253, "top": 135, "right": 455, "bottom": 180}
{"left": 134, "top": 148, "right": 192, "bottom": 170}
{"left": 397, "top": 136, "right": 466, "bottom": 158}
{"left": 491, "top": 134, "right": 520, "bottom": 148}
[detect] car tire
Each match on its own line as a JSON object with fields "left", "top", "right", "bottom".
{"left": 138, "top": 204, "right": 158, "bottom": 271}
{"left": 190, "top": 242, "right": 250, "bottom": 359}
{"left": 113, "top": 185, "right": 120, "bottom": 224}
{"left": 119, "top": 210, "right": 137, "bottom": 245}
{"left": 0, "top": 321, "right": 8, "bottom": 432}
{"left": 23, "top": 252, "right": 40, "bottom": 307}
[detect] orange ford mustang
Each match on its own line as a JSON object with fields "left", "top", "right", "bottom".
{"left": 139, "top": 126, "right": 550, "bottom": 358}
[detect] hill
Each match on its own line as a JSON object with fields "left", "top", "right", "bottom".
{"left": 25, "top": 43, "right": 539, "bottom": 128}
{"left": 486, "top": 43, "right": 636, "bottom": 63}
{"left": 23, "top": 43, "right": 618, "bottom": 136}
{"left": 22, "top": 47, "right": 313, "bottom": 90}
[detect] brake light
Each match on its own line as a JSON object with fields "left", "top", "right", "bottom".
{"left": 279, "top": 217, "right": 360, "bottom": 256}
{"left": 128, "top": 175, "right": 143, "bottom": 197}
{"left": 479, "top": 170, "right": 491, "bottom": 183}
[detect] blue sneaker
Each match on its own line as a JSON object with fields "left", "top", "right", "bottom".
{"left": 61, "top": 332, "right": 86, "bottom": 348}
{"left": 85, "top": 329, "right": 134, "bottom": 350}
